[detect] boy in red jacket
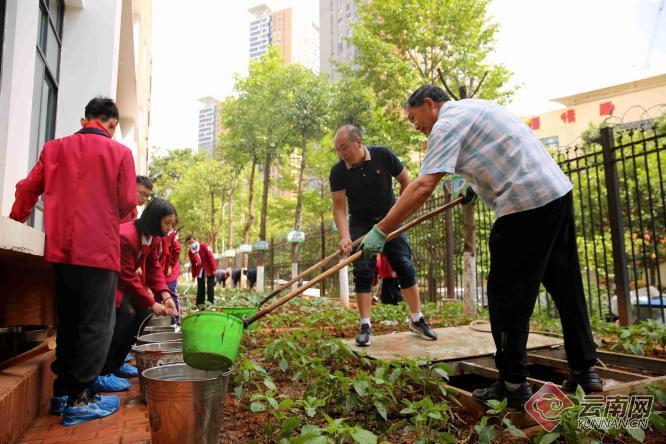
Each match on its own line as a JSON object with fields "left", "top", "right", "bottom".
{"left": 9, "top": 97, "right": 135, "bottom": 426}
{"left": 185, "top": 235, "right": 217, "bottom": 305}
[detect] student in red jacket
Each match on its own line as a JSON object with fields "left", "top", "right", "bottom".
{"left": 94, "top": 198, "right": 178, "bottom": 392}
{"left": 120, "top": 175, "right": 153, "bottom": 223}
{"left": 185, "top": 235, "right": 217, "bottom": 305}
{"left": 9, "top": 97, "right": 135, "bottom": 426}
{"left": 160, "top": 225, "right": 182, "bottom": 321}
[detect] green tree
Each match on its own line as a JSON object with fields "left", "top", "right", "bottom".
{"left": 350, "top": 0, "right": 515, "bottom": 156}
{"left": 282, "top": 65, "right": 332, "bottom": 277}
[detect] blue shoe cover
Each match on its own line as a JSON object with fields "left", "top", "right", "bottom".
{"left": 124, "top": 353, "right": 134, "bottom": 362}
{"left": 113, "top": 364, "right": 139, "bottom": 378}
{"left": 61, "top": 394, "right": 119, "bottom": 426}
{"left": 92, "top": 374, "right": 132, "bottom": 392}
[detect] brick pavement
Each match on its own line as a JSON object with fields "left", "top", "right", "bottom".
{"left": 17, "top": 371, "right": 151, "bottom": 444}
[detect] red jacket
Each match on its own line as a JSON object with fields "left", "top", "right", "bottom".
{"left": 160, "top": 231, "right": 181, "bottom": 282}
{"left": 9, "top": 122, "right": 136, "bottom": 272}
{"left": 120, "top": 207, "right": 139, "bottom": 224}
{"left": 116, "top": 222, "right": 169, "bottom": 309}
{"left": 188, "top": 242, "right": 217, "bottom": 278}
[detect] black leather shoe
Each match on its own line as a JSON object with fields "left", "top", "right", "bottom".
{"left": 472, "top": 380, "right": 533, "bottom": 409}
{"left": 562, "top": 368, "right": 603, "bottom": 393}
{"left": 355, "top": 323, "right": 371, "bottom": 346}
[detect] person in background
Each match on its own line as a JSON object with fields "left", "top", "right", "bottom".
{"left": 121, "top": 175, "right": 152, "bottom": 223}
{"left": 160, "top": 222, "right": 182, "bottom": 322}
{"left": 95, "top": 198, "right": 178, "bottom": 392}
{"left": 375, "top": 254, "right": 403, "bottom": 305}
{"left": 231, "top": 268, "right": 242, "bottom": 288}
{"left": 215, "top": 269, "right": 230, "bottom": 288}
{"left": 9, "top": 97, "right": 136, "bottom": 426}
{"left": 243, "top": 268, "right": 257, "bottom": 291}
{"left": 186, "top": 235, "right": 217, "bottom": 305}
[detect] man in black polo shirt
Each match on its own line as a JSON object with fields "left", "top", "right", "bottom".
{"left": 329, "top": 124, "right": 437, "bottom": 346}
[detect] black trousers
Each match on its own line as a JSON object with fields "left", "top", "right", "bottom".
{"left": 102, "top": 296, "right": 150, "bottom": 375}
{"left": 52, "top": 264, "right": 117, "bottom": 398}
{"left": 350, "top": 218, "right": 417, "bottom": 293}
{"left": 196, "top": 274, "right": 216, "bottom": 305}
{"left": 487, "top": 192, "right": 597, "bottom": 383}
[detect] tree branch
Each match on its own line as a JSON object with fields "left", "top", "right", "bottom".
{"left": 470, "top": 71, "right": 489, "bottom": 99}
{"left": 437, "top": 68, "right": 459, "bottom": 101}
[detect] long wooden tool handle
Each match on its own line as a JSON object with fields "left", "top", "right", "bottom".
{"left": 0, "top": 339, "right": 56, "bottom": 371}
{"left": 245, "top": 196, "right": 464, "bottom": 326}
{"left": 257, "top": 196, "right": 464, "bottom": 307}
{"left": 257, "top": 236, "right": 364, "bottom": 307}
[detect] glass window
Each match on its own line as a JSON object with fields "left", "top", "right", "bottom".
{"left": 28, "top": 0, "right": 63, "bottom": 229}
{"left": 540, "top": 136, "right": 559, "bottom": 149}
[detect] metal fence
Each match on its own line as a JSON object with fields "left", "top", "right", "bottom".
{"left": 247, "top": 122, "right": 666, "bottom": 323}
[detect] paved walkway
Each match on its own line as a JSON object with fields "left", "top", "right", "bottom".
{"left": 17, "top": 375, "right": 150, "bottom": 443}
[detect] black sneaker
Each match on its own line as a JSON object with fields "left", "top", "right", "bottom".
{"left": 562, "top": 368, "right": 603, "bottom": 393}
{"left": 355, "top": 323, "right": 371, "bottom": 346}
{"left": 410, "top": 317, "right": 438, "bottom": 340}
{"left": 472, "top": 380, "right": 533, "bottom": 409}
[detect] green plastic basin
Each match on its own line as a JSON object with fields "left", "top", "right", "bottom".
{"left": 181, "top": 312, "right": 244, "bottom": 371}
{"left": 222, "top": 307, "right": 259, "bottom": 330}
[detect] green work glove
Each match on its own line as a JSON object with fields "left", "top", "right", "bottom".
{"left": 360, "top": 225, "right": 388, "bottom": 258}
{"left": 457, "top": 181, "right": 477, "bottom": 205}
{"left": 447, "top": 176, "right": 476, "bottom": 205}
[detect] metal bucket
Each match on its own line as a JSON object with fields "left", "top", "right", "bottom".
{"left": 142, "top": 325, "right": 176, "bottom": 334}
{"left": 133, "top": 342, "right": 184, "bottom": 403}
{"left": 144, "top": 363, "right": 231, "bottom": 444}
{"left": 135, "top": 332, "right": 182, "bottom": 346}
{"left": 148, "top": 316, "right": 173, "bottom": 327}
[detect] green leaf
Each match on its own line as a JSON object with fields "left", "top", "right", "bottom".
{"left": 474, "top": 421, "right": 496, "bottom": 444}
{"left": 268, "top": 397, "right": 279, "bottom": 410}
{"left": 353, "top": 380, "right": 369, "bottom": 397}
{"left": 263, "top": 378, "right": 276, "bottom": 391}
{"left": 280, "top": 416, "right": 301, "bottom": 435}
{"left": 279, "top": 358, "right": 289, "bottom": 372}
{"left": 626, "top": 427, "right": 645, "bottom": 442}
{"left": 427, "top": 411, "right": 442, "bottom": 420}
{"left": 374, "top": 400, "right": 388, "bottom": 420}
{"left": 486, "top": 398, "right": 507, "bottom": 414}
{"left": 436, "top": 432, "right": 457, "bottom": 444}
{"left": 351, "top": 428, "right": 377, "bottom": 444}
{"left": 300, "top": 424, "right": 322, "bottom": 435}
{"left": 278, "top": 399, "right": 295, "bottom": 410}
{"left": 250, "top": 401, "right": 267, "bottom": 412}
{"left": 400, "top": 407, "right": 416, "bottom": 415}
{"left": 535, "top": 431, "right": 561, "bottom": 444}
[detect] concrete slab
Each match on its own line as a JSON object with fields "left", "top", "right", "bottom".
{"left": 347, "top": 325, "right": 563, "bottom": 362}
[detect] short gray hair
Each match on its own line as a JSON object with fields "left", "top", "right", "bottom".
{"left": 335, "top": 124, "right": 363, "bottom": 143}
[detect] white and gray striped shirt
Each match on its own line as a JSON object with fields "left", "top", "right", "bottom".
{"left": 419, "top": 99, "right": 572, "bottom": 219}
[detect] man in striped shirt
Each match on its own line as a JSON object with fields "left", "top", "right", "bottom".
{"left": 361, "top": 85, "right": 600, "bottom": 407}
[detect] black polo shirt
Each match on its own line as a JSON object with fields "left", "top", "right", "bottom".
{"left": 329, "top": 146, "right": 405, "bottom": 222}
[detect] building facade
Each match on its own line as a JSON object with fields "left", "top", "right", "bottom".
{"left": 0, "top": 0, "right": 152, "bottom": 227}
{"left": 525, "top": 74, "right": 666, "bottom": 149}
{"left": 319, "top": 0, "right": 366, "bottom": 80}
{"left": 197, "top": 96, "right": 221, "bottom": 155}
{"left": 249, "top": 3, "right": 319, "bottom": 73}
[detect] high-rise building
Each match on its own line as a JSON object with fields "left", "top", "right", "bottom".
{"left": 319, "top": 0, "right": 367, "bottom": 80}
{"left": 249, "top": 4, "right": 272, "bottom": 61}
{"left": 248, "top": 4, "right": 319, "bottom": 73}
{"left": 197, "top": 97, "right": 221, "bottom": 155}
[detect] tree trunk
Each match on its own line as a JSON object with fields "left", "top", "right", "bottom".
{"left": 291, "top": 133, "right": 308, "bottom": 290}
{"left": 209, "top": 192, "right": 217, "bottom": 252}
{"left": 320, "top": 180, "right": 326, "bottom": 298}
{"left": 257, "top": 148, "right": 273, "bottom": 271}
{"left": 242, "top": 156, "right": 258, "bottom": 268}
{"left": 463, "top": 203, "right": 476, "bottom": 316}
{"left": 444, "top": 189, "right": 455, "bottom": 299}
{"left": 227, "top": 192, "right": 233, "bottom": 269}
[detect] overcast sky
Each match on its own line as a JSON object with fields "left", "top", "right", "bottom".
{"left": 149, "top": 0, "right": 666, "bottom": 152}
